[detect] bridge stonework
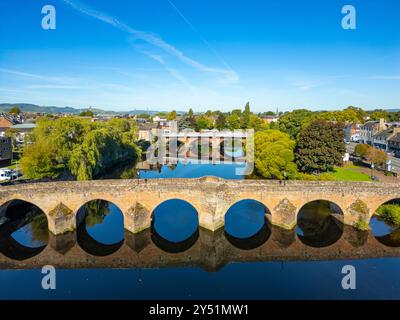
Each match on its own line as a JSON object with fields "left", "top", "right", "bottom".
{"left": 0, "top": 178, "right": 399, "bottom": 235}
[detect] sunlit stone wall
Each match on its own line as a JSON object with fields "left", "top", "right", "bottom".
{"left": 0, "top": 178, "right": 399, "bottom": 234}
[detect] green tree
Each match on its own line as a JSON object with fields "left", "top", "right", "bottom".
{"left": 178, "top": 116, "right": 195, "bottom": 130}
{"left": 20, "top": 117, "right": 139, "bottom": 181}
{"left": 136, "top": 113, "right": 150, "bottom": 119}
{"left": 248, "top": 114, "right": 268, "bottom": 131}
{"left": 295, "top": 120, "right": 345, "bottom": 173}
{"left": 242, "top": 102, "right": 251, "bottom": 129}
{"left": 254, "top": 130, "right": 297, "bottom": 179}
{"left": 9, "top": 106, "right": 21, "bottom": 114}
{"left": 226, "top": 113, "right": 241, "bottom": 130}
{"left": 388, "top": 111, "right": 400, "bottom": 122}
{"left": 345, "top": 106, "right": 366, "bottom": 122}
{"left": 187, "top": 108, "right": 194, "bottom": 118}
{"left": 370, "top": 109, "right": 388, "bottom": 121}
{"left": 278, "top": 109, "right": 314, "bottom": 138}
{"left": 315, "top": 109, "right": 360, "bottom": 123}
{"left": 354, "top": 144, "right": 371, "bottom": 159}
{"left": 215, "top": 112, "right": 226, "bottom": 130}
{"left": 167, "top": 110, "right": 177, "bottom": 120}
{"left": 20, "top": 140, "right": 64, "bottom": 179}
{"left": 262, "top": 111, "right": 276, "bottom": 116}
{"left": 195, "top": 115, "right": 213, "bottom": 131}
{"left": 79, "top": 110, "right": 94, "bottom": 117}
{"left": 366, "top": 147, "right": 387, "bottom": 167}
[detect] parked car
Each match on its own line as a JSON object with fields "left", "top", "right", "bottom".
{"left": 0, "top": 168, "right": 20, "bottom": 182}
{"left": 0, "top": 169, "right": 12, "bottom": 181}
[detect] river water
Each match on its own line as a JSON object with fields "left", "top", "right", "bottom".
{"left": 1, "top": 161, "right": 400, "bottom": 299}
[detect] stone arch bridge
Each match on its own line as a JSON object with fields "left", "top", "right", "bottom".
{"left": 0, "top": 177, "right": 399, "bottom": 235}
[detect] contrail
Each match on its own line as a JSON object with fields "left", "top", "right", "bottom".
{"left": 61, "top": 0, "right": 239, "bottom": 83}
{"left": 166, "top": 0, "right": 234, "bottom": 73}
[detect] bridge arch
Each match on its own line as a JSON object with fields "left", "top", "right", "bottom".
{"left": 75, "top": 199, "right": 125, "bottom": 255}
{"left": 0, "top": 197, "right": 47, "bottom": 219}
{"left": 369, "top": 197, "right": 400, "bottom": 248}
{"left": 151, "top": 199, "right": 199, "bottom": 250}
{"left": 370, "top": 196, "right": 400, "bottom": 219}
{"left": 295, "top": 199, "right": 344, "bottom": 248}
{"left": 224, "top": 199, "right": 271, "bottom": 239}
{"left": 0, "top": 198, "right": 49, "bottom": 259}
{"left": 295, "top": 198, "right": 345, "bottom": 220}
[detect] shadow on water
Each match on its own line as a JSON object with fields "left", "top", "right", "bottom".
{"left": 224, "top": 199, "right": 270, "bottom": 240}
{"left": 225, "top": 223, "right": 271, "bottom": 250}
{"left": 296, "top": 200, "right": 343, "bottom": 248}
{"left": 0, "top": 200, "right": 48, "bottom": 260}
{"left": 151, "top": 223, "right": 199, "bottom": 254}
{"left": 76, "top": 200, "right": 124, "bottom": 256}
{"left": 224, "top": 199, "right": 272, "bottom": 249}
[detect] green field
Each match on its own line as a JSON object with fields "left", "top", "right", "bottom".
{"left": 330, "top": 165, "right": 372, "bottom": 181}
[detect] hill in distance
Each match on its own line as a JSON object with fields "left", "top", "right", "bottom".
{"left": 0, "top": 103, "right": 166, "bottom": 115}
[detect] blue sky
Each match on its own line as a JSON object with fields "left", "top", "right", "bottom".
{"left": 0, "top": 0, "right": 399, "bottom": 112}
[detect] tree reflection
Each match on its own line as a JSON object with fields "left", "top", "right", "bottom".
{"left": 29, "top": 213, "right": 49, "bottom": 244}
{"left": 80, "top": 200, "right": 111, "bottom": 227}
{"left": 296, "top": 201, "right": 343, "bottom": 248}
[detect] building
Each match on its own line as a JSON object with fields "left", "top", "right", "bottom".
{"left": 0, "top": 114, "right": 18, "bottom": 132}
{"left": 135, "top": 117, "right": 149, "bottom": 124}
{"left": 153, "top": 116, "right": 169, "bottom": 127}
{"left": 0, "top": 134, "right": 12, "bottom": 167}
{"left": 344, "top": 123, "right": 361, "bottom": 143}
{"left": 359, "top": 118, "right": 386, "bottom": 145}
{"left": 10, "top": 123, "right": 36, "bottom": 144}
{"left": 371, "top": 127, "right": 400, "bottom": 151}
{"left": 137, "top": 123, "right": 158, "bottom": 141}
{"left": 260, "top": 115, "right": 279, "bottom": 124}
{"left": 388, "top": 132, "right": 400, "bottom": 154}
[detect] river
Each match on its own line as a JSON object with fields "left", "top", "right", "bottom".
{"left": 1, "top": 161, "right": 400, "bottom": 299}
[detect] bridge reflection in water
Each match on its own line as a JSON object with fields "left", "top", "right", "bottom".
{"left": 2, "top": 221, "right": 400, "bottom": 272}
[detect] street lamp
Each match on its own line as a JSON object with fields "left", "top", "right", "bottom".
{"left": 371, "top": 162, "right": 375, "bottom": 180}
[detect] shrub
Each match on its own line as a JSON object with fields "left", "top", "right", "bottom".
{"left": 354, "top": 220, "right": 370, "bottom": 231}
{"left": 376, "top": 204, "right": 400, "bottom": 226}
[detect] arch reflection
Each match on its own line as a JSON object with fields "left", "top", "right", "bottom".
{"left": 225, "top": 224, "right": 271, "bottom": 250}
{"left": 371, "top": 199, "right": 400, "bottom": 247}
{"left": 0, "top": 199, "right": 48, "bottom": 260}
{"left": 296, "top": 200, "right": 343, "bottom": 248}
{"left": 76, "top": 199, "right": 124, "bottom": 256}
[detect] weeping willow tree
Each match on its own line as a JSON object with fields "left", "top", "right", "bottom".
{"left": 20, "top": 117, "right": 141, "bottom": 180}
